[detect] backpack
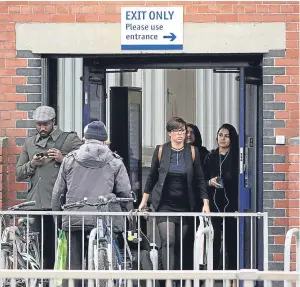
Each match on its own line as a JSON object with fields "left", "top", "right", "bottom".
{"left": 158, "top": 144, "right": 195, "bottom": 162}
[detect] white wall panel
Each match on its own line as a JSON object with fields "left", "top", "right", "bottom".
{"left": 196, "top": 69, "right": 239, "bottom": 151}
{"left": 105, "top": 68, "right": 239, "bottom": 152}
{"left": 57, "top": 58, "right": 83, "bottom": 138}
{"left": 57, "top": 65, "right": 239, "bottom": 166}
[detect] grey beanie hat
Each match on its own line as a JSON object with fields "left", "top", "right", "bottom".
{"left": 84, "top": 121, "right": 108, "bottom": 142}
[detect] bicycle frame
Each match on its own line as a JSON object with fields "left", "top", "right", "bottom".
{"left": 2, "top": 223, "right": 40, "bottom": 271}
{"left": 85, "top": 200, "right": 135, "bottom": 287}
{"left": 88, "top": 204, "right": 124, "bottom": 270}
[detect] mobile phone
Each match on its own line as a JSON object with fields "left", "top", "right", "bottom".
{"left": 216, "top": 177, "right": 224, "bottom": 188}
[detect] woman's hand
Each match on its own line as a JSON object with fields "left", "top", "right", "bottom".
{"left": 138, "top": 201, "right": 147, "bottom": 211}
{"left": 138, "top": 193, "right": 150, "bottom": 211}
{"left": 209, "top": 177, "right": 223, "bottom": 188}
{"left": 202, "top": 199, "right": 210, "bottom": 213}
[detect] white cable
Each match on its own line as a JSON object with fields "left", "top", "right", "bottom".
{"left": 213, "top": 188, "right": 220, "bottom": 213}
{"left": 223, "top": 187, "right": 230, "bottom": 212}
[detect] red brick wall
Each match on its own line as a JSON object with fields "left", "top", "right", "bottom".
{"left": 0, "top": 1, "right": 299, "bottom": 269}
{"left": 287, "top": 140, "right": 300, "bottom": 231}
{"left": 271, "top": 137, "right": 299, "bottom": 270}
{"left": 287, "top": 138, "right": 299, "bottom": 271}
{"left": 0, "top": 138, "right": 8, "bottom": 210}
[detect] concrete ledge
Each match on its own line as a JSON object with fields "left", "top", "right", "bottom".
{"left": 16, "top": 22, "right": 285, "bottom": 54}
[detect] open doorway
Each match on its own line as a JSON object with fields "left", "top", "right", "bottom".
{"left": 45, "top": 53, "right": 263, "bottom": 272}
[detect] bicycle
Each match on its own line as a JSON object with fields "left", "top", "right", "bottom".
{"left": 0, "top": 200, "right": 41, "bottom": 287}
{"left": 62, "top": 194, "right": 136, "bottom": 287}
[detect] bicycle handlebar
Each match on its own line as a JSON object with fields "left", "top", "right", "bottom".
{"left": 62, "top": 196, "right": 135, "bottom": 210}
{"left": 8, "top": 201, "right": 36, "bottom": 211}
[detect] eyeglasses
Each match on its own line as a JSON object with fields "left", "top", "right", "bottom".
{"left": 172, "top": 128, "right": 186, "bottom": 134}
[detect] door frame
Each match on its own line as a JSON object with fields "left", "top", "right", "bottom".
{"left": 72, "top": 53, "right": 264, "bottom": 271}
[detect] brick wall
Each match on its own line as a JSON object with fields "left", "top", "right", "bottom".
{"left": 0, "top": 1, "right": 299, "bottom": 270}
{"left": 262, "top": 48, "right": 299, "bottom": 270}
{"left": 287, "top": 137, "right": 300, "bottom": 270}
{"left": 0, "top": 137, "right": 8, "bottom": 210}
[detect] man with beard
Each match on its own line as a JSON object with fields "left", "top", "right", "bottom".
{"left": 16, "top": 106, "right": 82, "bottom": 270}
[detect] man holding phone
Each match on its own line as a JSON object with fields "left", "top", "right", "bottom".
{"left": 16, "top": 105, "right": 82, "bottom": 270}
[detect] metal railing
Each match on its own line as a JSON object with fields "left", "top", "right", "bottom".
{"left": 284, "top": 228, "right": 300, "bottom": 287}
{"left": 0, "top": 208, "right": 269, "bottom": 287}
{"left": 0, "top": 269, "right": 298, "bottom": 287}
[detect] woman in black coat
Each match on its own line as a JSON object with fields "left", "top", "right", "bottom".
{"left": 186, "top": 123, "right": 209, "bottom": 168}
{"left": 139, "top": 117, "right": 210, "bottom": 271}
{"left": 183, "top": 123, "right": 210, "bottom": 270}
{"left": 203, "top": 123, "right": 239, "bottom": 274}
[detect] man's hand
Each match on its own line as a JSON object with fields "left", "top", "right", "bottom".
{"left": 47, "top": 148, "right": 63, "bottom": 163}
{"left": 30, "top": 154, "right": 47, "bottom": 168}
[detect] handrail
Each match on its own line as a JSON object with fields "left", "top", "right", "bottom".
{"left": 0, "top": 210, "right": 267, "bottom": 217}
{"left": 0, "top": 269, "right": 298, "bottom": 281}
{"left": 284, "top": 228, "right": 300, "bottom": 287}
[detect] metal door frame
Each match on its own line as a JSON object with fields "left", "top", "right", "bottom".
{"left": 82, "top": 67, "right": 107, "bottom": 128}
{"left": 239, "top": 67, "right": 263, "bottom": 276}
{"left": 83, "top": 66, "right": 90, "bottom": 127}
{"left": 239, "top": 67, "right": 247, "bottom": 273}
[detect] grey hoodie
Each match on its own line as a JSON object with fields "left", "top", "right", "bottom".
{"left": 51, "top": 140, "right": 132, "bottom": 230}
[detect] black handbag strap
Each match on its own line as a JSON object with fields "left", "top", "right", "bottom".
{"left": 54, "top": 132, "right": 71, "bottom": 150}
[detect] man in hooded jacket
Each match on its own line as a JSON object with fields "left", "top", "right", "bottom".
{"left": 52, "top": 121, "right": 132, "bottom": 285}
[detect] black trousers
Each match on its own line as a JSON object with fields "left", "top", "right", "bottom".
{"left": 211, "top": 217, "right": 238, "bottom": 270}
{"left": 31, "top": 215, "right": 56, "bottom": 270}
{"left": 63, "top": 230, "right": 89, "bottom": 287}
{"left": 183, "top": 218, "right": 197, "bottom": 270}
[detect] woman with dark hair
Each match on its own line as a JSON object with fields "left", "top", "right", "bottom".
{"left": 203, "top": 123, "right": 239, "bottom": 278}
{"left": 186, "top": 123, "right": 209, "bottom": 167}
{"left": 139, "top": 117, "right": 210, "bottom": 272}
{"left": 183, "top": 124, "right": 210, "bottom": 271}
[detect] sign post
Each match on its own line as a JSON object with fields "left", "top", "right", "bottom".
{"left": 121, "top": 7, "right": 183, "bottom": 51}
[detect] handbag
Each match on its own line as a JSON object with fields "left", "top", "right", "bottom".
{"left": 54, "top": 230, "right": 67, "bottom": 286}
{"left": 194, "top": 216, "right": 214, "bottom": 268}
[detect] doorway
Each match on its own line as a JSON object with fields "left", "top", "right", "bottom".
{"left": 46, "top": 53, "right": 263, "bottom": 271}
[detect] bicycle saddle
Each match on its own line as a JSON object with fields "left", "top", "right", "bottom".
{"left": 18, "top": 217, "right": 35, "bottom": 226}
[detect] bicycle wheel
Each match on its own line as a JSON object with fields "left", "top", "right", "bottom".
{"left": 29, "top": 235, "right": 40, "bottom": 268}
{"left": 0, "top": 244, "right": 10, "bottom": 287}
{"left": 97, "top": 249, "right": 109, "bottom": 287}
{"left": 0, "top": 243, "right": 29, "bottom": 287}
{"left": 111, "top": 243, "right": 119, "bottom": 271}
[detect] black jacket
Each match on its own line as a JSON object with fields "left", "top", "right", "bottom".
{"left": 144, "top": 142, "right": 208, "bottom": 211}
{"left": 198, "top": 146, "right": 210, "bottom": 168}
{"left": 203, "top": 148, "right": 239, "bottom": 212}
